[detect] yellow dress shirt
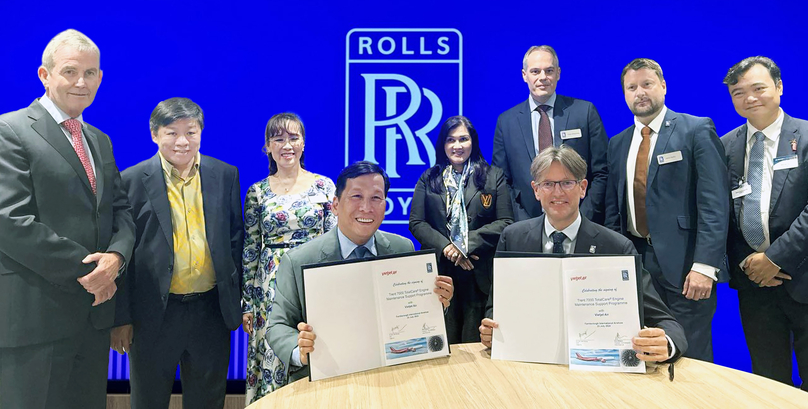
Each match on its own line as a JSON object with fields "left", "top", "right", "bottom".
{"left": 159, "top": 152, "right": 216, "bottom": 294}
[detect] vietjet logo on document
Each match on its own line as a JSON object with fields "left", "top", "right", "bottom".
{"left": 345, "top": 28, "right": 463, "bottom": 224}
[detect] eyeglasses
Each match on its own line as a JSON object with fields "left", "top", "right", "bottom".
{"left": 269, "top": 136, "right": 303, "bottom": 146}
{"left": 536, "top": 180, "right": 580, "bottom": 192}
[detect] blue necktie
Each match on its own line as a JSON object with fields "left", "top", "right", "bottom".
{"left": 349, "top": 245, "right": 371, "bottom": 260}
{"left": 742, "top": 132, "right": 766, "bottom": 249}
{"left": 550, "top": 231, "right": 567, "bottom": 254}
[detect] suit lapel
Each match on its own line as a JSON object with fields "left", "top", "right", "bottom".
{"left": 614, "top": 128, "right": 634, "bottom": 216}
{"left": 770, "top": 115, "right": 801, "bottom": 213}
{"left": 318, "top": 229, "right": 344, "bottom": 262}
{"left": 200, "top": 156, "right": 218, "bottom": 259}
{"left": 728, "top": 125, "right": 748, "bottom": 222}
{"left": 29, "top": 102, "right": 95, "bottom": 198}
{"left": 83, "top": 127, "right": 104, "bottom": 205}
{"left": 552, "top": 96, "right": 570, "bottom": 147}
{"left": 517, "top": 100, "right": 537, "bottom": 159}
{"left": 647, "top": 110, "right": 676, "bottom": 188}
{"left": 573, "top": 217, "right": 600, "bottom": 253}
{"left": 142, "top": 155, "right": 174, "bottom": 251}
{"left": 463, "top": 176, "right": 479, "bottom": 207}
{"left": 374, "top": 231, "right": 395, "bottom": 256}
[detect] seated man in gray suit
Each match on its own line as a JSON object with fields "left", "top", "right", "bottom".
{"left": 480, "top": 146, "right": 687, "bottom": 364}
{"left": 269, "top": 161, "right": 455, "bottom": 385}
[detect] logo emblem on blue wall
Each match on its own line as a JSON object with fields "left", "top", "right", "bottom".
{"left": 346, "top": 28, "right": 463, "bottom": 224}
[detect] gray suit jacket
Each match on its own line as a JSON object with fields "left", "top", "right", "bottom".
{"left": 268, "top": 228, "right": 415, "bottom": 383}
{"left": 0, "top": 100, "right": 135, "bottom": 347}
{"left": 486, "top": 215, "right": 687, "bottom": 362}
{"left": 722, "top": 114, "right": 808, "bottom": 302}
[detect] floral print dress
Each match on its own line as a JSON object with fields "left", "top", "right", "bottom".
{"left": 242, "top": 174, "right": 336, "bottom": 403}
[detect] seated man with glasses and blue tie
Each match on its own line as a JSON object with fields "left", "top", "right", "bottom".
{"left": 479, "top": 146, "right": 686, "bottom": 366}
{"left": 268, "top": 161, "right": 455, "bottom": 386}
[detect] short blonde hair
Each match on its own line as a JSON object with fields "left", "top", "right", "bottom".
{"left": 41, "top": 29, "right": 100, "bottom": 71}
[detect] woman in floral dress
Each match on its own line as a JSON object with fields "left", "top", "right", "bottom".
{"left": 241, "top": 113, "right": 336, "bottom": 403}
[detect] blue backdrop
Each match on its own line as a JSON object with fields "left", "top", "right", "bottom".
{"left": 2, "top": 0, "right": 805, "bottom": 385}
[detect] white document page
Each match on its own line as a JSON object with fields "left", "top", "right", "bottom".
{"left": 303, "top": 252, "right": 448, "bottom": 381}
{"left": 563, "top": 257, "right": 645, "bottom": 373}
{"left": 372, "top": 253, "right": 450, "bottom": 366}
{"left": 304, "top": 262, "right": 381, "bottom": 381}
{"left": 491, "top": 257, "right": 567, "bottom": 364}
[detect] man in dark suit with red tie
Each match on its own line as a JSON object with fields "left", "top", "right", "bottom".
{"left": 0, "top": 29, "right": 135, "bottom": 409}
{"left": 721, "top": 56, "right": 808, "bottom": 390}
{"left": 493, "top": 45, "right": 609, "bottom": 224}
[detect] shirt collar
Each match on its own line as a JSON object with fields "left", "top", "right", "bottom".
{"left": 39, "top": 94, "right": 84, "bottom": 125}
{"left": 543, "top": 212, "right": 582, "bottom": 243}
{"left": 529, "top": 93, "right": 557, "bottom": 112}
{"left": 337, "top": 227, "right": 377, "bottom": 259}
{"left": 633, "top": 105, "right": 668, "bottom": 135}
{"left": 746, "top": 108, "right": 784, "bottom": 143}
{"left": 158, "top": 151, "right": 201, "bottom": 180}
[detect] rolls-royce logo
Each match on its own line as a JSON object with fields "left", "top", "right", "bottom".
{"left": 346, "top": 28, "right": 463, "bottom": 224}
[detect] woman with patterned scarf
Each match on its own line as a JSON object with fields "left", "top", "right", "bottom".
{"left": 409, "top": 116, "right": 514, "bottom": 343}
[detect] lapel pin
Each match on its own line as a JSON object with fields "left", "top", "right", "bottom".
{"left": 665, "top": 121, "right": 671, "bottom": 127}
{"left": 792, "top": 138, "right": 798, "bottom": 153}
{"left": 589, "top": 245, "right": 596, "bottom": 254}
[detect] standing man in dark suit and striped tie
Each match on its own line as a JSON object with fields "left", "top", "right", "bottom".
{"left": 721, "top": 56, "right": 808, "bottom": 390}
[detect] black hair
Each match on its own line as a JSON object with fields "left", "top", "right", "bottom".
{"left": 149, "top": 97, "right": 204, "bottom": 134}
{"left": 724, "top": 56, "right": 781, "bottom": 87}
{"left": 336, "top": 161, "right": 390, "bottom": 198}
{"left": 426, "top": 115, "right": 489, "bottom": 194}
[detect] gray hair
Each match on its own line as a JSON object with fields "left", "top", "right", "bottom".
{"left": 41, "top": 29, "right": 100, "bottom": 71}
{"left": 522, "top": 45, "right": 559, "bottom": 70}
{"left": 530, "top": 145, "right": 587, "bottom": 182}
{"left": 149, "top": 97, "right": 205, "bottom": 135}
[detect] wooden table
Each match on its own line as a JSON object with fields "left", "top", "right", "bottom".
{"left": 248, "top": 343, "right": 807, "bottom": 408}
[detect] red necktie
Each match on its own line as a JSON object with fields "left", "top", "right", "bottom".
{"left": 537, "top": 104, "right": 552, "bottom": 152}
{"left": 63, "top": 118, "right": 97, "bottom": 195}
{"left": 633, "top": 126, "right": 651, "bottom": 237}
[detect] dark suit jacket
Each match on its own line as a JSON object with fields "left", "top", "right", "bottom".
{"left": 269, "top": 228, "right": 414, "bottom": 383}
{"left": 604, "top": 109, "right": 729, "bottom": 288}
{"left": 114, "top": 154, "right": 244, "bottom": 344}
{"left": 487, "top": 215, "right": 687, "bottom": 361}
{"left": 722, "top": 114, "right": 808, "bottom": 303}
{"left": 493, "top": 95, "right": 609, "bottom": 223}
{"left": 409, "top": 165, "right": 514, "bottom": 294}
{"left": 0, "top": 100, "right": 135, "bottom": 347}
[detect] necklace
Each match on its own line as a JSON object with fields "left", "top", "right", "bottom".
{"left": 272, "top": 173, "right": 301, "bottom": 193}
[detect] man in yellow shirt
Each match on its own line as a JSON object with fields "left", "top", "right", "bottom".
{"left": 111, "top": 97, "right": 243, "bottom": 409}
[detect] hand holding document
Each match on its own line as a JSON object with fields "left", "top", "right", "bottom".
{"left": 303, "top": 251, "right": 450, "bottom": 381}
{"left": 491, "top": 253, "right": 646, "bottom": 373}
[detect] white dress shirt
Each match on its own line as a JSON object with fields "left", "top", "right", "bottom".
{"left": 625, "top": 106, "right": 717, "bottom": 281}
{"left": 529, "top": 93, "right": 557, "bottom": 154}
{"left": 542, "top": 212, "right": 581, "bottom": 254}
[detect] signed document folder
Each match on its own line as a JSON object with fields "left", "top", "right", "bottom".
{"left": 491, "top": 253, "right": 646, "bottom": 373}
{"left": 303, "top": 250, "right": 450, "bottom": 381}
